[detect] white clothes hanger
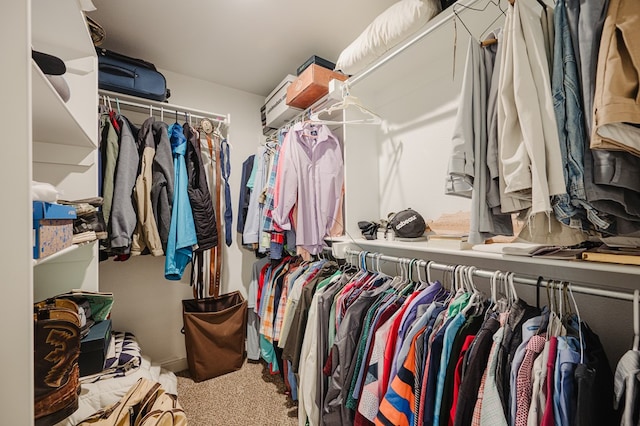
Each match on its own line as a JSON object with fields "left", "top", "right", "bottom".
{"left": 634, "top": 290, "right": 639, "bottom": 352}
{"left": 425, "top": 261, "right": 435, "bottom": 285}
{"left": 567, "top": 283, "right": 585, "bottom": 363}
{"left": 309, "top": 84, "right": 383, "bottom": 126}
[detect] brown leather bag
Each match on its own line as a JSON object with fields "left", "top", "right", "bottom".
{"left": 34, "top": 298, "right": 81, "bottom": 426}
{"left": 181, "top": 291, "right": 247, "bottom": 382}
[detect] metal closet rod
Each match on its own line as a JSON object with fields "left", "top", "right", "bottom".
{"left": 98, "top": 90, "right": 229, "bottom": 124}
{"left": 344, "top": 248, "right": 634, "bottom": 302}
{"left": 347, "top": 0, "right": 485, "bottom": 87}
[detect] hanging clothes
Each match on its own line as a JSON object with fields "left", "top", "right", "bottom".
{"left": 184, "top": 123, "right": 217, "bottom": 252}
{"left": 150, "top": 120, "right": 174, "bottom": 254}
{"left": 237, "top": 154, "right": 255, "bottom": 237}
{"left": 446, "top": 34, "right": 513, "bottom": 245}
{"left": 131, "top": 117, "right": 163, "bottom": 256}
{"left": 243, "top": 145, "right": 269, "bottom": 247}
{"left": 497, "top": 0, "right": 566, "bottom": 217}
{"left": 247, "top": 256, "right": 270, "bottom": 361}
{"left": 271, "top": 122, "right": 344, "bottom": 256}
{"left": 164, "top": 123, "right": 197, "bottom": 280}
{"left": 109, "top": 115, "right": 140, "bottom": 254}
{"left": 550, "top": 0, "right": 610, "bottom": 233}
{"left": 220, "top": 138, "right": 233, "bottom": 246}
{"left": 99, "top": 114, "right": 120, "bottom": 234}
{"left": 589, "top": 0, "right": 640, "bottom": 236}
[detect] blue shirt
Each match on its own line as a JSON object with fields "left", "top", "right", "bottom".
{"left": 164, "top": 124, "right": 197, "bottom": 280}
{"left": 433, "top": 312, "right": 467, "bottom": 425}
{"left": 554, "top": 333, "right": 581, "bottom": 425}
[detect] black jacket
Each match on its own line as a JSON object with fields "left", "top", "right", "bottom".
{"left": 184, "top": 123, "right": 217, "bottom": 251}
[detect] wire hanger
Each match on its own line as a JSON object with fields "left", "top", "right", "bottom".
{"left": 309, "top": 84, "right": 383, "bottom": 126}
{"left": 453, "top": 0, "right": 506, "bottom": 46}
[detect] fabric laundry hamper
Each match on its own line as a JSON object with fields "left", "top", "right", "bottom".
{"left": 182, "top": 291, "right": 247, "bottom": 382}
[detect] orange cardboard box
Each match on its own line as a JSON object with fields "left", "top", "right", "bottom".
{"left": 286, "top": 64, "right": 348, "bottom": 109}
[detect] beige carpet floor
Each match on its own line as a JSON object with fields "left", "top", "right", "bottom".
{"left": 177, "top": 360, "right": 298, "bottom": 426}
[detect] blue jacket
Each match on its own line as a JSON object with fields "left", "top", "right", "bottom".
{"left": 165, "top": 123, "right": 197, "bottom": 280}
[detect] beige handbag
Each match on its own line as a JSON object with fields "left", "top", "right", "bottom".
{"left": 78, "top": 378, "right": 187, "bottom": 425}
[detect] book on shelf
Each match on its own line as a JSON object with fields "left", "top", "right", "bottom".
{"left": 426, "top": 234, "right": 471, "bottom": 250}
{"left": 582, "top": 246, "right": 640, "bottom": 266}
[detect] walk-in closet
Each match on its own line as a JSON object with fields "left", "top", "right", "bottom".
{"left": 3, "top": 0, "right": 640, "bottom": 424}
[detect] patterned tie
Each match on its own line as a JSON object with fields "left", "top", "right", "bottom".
{"left": 514, "top": 334, "right": 547, "bottom": 426}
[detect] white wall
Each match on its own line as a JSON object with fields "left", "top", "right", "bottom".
{"left": 99, "top": 69, "right": 264, "bottom": 371}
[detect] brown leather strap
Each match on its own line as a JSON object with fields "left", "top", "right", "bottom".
{"left": 205, "top": 133, "right": 223, "bottom": 298}
{"left": 191, "top": 251, "right": 203, "bottom": 299}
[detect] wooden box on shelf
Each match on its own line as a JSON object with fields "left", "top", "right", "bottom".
{"left": 286, "top": 64, "right": 348, "bottom": 109}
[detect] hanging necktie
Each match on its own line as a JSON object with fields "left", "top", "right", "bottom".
{"left": 220, "top": 138, "right": 233, "bottom": 247}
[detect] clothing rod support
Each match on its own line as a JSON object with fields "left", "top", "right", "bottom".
{"left": 272, "top": 96, "right": 335, "bottom": 134}
{"left": 344, "top": 248, "right": 634, "bottom": 302}
{"left": 348, "top": 0, "right": 485, "bottom": 87}
{"left": 98, "top": 89, "right": 229, "bottom": 124}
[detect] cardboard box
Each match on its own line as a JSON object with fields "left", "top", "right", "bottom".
{"left": 79, "top": 319, "right": 112, "bottom": 377}
{"left": 286, "top": 64, "right": 348, "bottom": 109}
{"left": 33, "top": 201, "right": 77, "bottom": 259}
{"left": 264, "top": 74, "right": 302, "bottom": 128}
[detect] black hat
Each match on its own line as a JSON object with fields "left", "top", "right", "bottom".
{"left": 389, "top": 208, "right": 427, "bottom": 239}
{"left": 32, "top": 50, "right": 66, "bottom": 76}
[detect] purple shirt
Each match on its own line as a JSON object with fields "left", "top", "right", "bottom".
{"left": 272, "top": 122, "right": 344, "bottom": 255}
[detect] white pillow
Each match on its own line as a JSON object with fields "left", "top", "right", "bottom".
{"left": 335, "top": 0, "right": 441, "bottom": 76}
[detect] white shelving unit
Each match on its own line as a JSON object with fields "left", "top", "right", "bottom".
{"left": 31, "top": 0, "right": 98, "bottom": 296}
{"left": 1, "top": 0, "right": 98, "bottom": 422}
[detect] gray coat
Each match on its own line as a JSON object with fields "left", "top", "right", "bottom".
{"left": 151, "top": 121, "right": 174, "bottom": 252}
{"left": 109, "top": 116, "right": 140, "bottom": 253}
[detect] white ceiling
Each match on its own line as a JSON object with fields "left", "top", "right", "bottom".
{"left": 88, "top": 0, "right": 397, "bottom": 97}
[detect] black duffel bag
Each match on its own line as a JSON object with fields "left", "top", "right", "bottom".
{"left": 96, "top": 48, "right": 170, "bottom": 101}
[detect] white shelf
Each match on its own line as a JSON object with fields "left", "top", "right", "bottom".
{"left": 33, "top": 240, "right": 98, "bottom": 266}
{"left": 32, "top": 61, "right": 96, "bottom": 148}
{"left": 33, "top": 244, "right": 79, "bottom": 266}
{"left": 331, "top": 237, "right": 640, "bottom": 289}
{"left": 31, "top": 0, "right": 95, "bottom": 62}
